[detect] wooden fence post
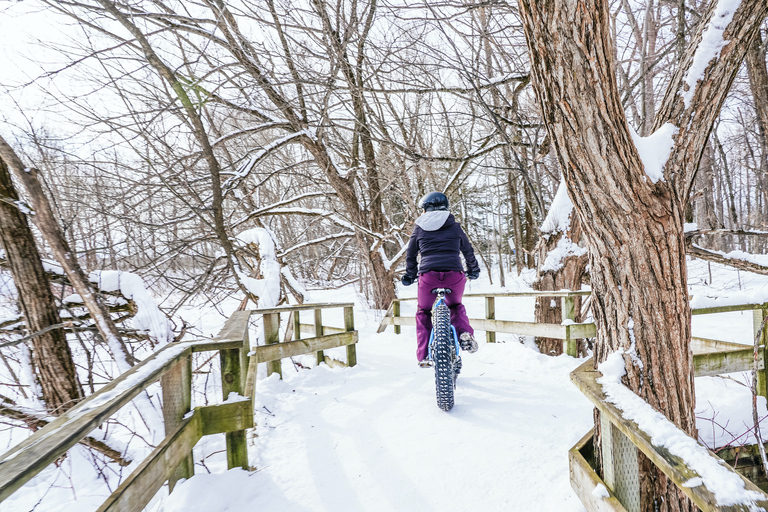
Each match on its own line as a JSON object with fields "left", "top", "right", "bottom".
{"left": 755, "top": 307, "right": 768, "bottom": 399}
{"left": 220, "top": 346, "right": 248, "bottom": 470}
{"left": 293, "top": 310, "right": 301, "bottom": 341}
{"left": 264, "top": 312, "right": 282, "bottom": 378}
{"left": 562, "top": 296, "right": 578, "bottom": 357}
{"left": 161, "top": 355, "right": 193, "bottom": 491}
{"left": 600, "top": 414, "right": 640, "bottom": 512}
{"left": 393, "top": 300, "right": 401, "bottom": 335}
{"left": 315, "top": 309, "right": 324, "bottom": 365}
{"left": 485, "top": 296, "right": 496, "bottom": 343}
{"left": 345, "top": 306, "right": 357, "bottom": 367}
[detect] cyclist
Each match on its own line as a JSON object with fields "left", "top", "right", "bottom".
{"left": 401, "top": 191, "right": 481, "bottom": 367}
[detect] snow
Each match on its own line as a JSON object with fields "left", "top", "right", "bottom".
{"left": 681, "top": 0, "right": 743, "bottom": 108}
{"left": 90, "top": 270, "right": 175, "bottom": 345}
{"left": 540, "top": 177, "right": 574, "bottom": 234}
{"left": 3, "top": 260, "right": 768, "bottom": 510}
{"left": 592, "top": 483, "right": 610, "bottom": 499}
{"left": 234, "top": 228, "right": 282, "bottom": 308}
{"left": 541, "top": 235, "right": 587, "bottom": 273}
{"left": 151, "top": 329, "right": 595, "bottom": 511}
{"left": 628, "top": 123, "right": 678, "bottom": 183}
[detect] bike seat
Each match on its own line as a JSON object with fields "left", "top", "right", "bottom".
{"left": 431, "top": 287, "right": 452, "bottom": 295}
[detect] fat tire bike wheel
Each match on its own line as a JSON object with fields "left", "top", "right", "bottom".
{"left": 432, "top": 295, "right": 455, "bottom": 411}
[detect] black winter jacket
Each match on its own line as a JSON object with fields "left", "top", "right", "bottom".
{"left": 404, "top": 212, "right": 480, "bottom": 277}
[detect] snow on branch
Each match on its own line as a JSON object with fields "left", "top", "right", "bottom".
{"left": 277, "top": 232, "right": 356, "bottom": 258}
{"left": 210, "top": 122, "right": 292, "bottom": 148}
{"left": 223, "top": 131, "right": 309, "bottom": 191}
{"left": 232, "top": 191, "right": 337, "bottom": 228}
{"left": 628, "top": 123, "right": 679, "bottom": 184}
{"left": 540, "top": 177, "right": 574, "bottom": 234}
{"left": 89, "top": 271, "right": 174, "bottom": 345}
{"left": 681, "top": 0, "right": 743, "bottom": 108}
{"left": 234, "top": 228, "right": 281, "bottom": 308}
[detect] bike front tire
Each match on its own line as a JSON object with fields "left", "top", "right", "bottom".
{"left": 433, "top": 302, "right": 455, "bottom": 411}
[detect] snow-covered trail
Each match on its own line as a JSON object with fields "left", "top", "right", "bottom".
{"left": 153, "top": 328, "right": 595, "bottom": 512}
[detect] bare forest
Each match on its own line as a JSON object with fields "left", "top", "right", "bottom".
{"left": 1, "top": 0, "right": 768, "bottom": 509}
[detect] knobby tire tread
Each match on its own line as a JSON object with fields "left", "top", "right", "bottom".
{"left": 433, "top": 302, "right": 454, "bottom": 411}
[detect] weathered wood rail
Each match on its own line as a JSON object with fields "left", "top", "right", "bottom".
{"left": 0, "top": 302, "right": 358, "bottom": 512}
{"left": 378, "top": 291, "right": 594, "bottom": 356}
{"left": 381, "top": 294, "right": 768, "bottom": 390}
{"left": 244, "top": 302, "right": 357, "bottom": 391}
{"left": 570, "top": 358, "right": 768, "bottom": 512}
{"left": 569, "top": 301, "right": 768, "bottom": 512}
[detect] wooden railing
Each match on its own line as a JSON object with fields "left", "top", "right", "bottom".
{"left": 0, "top": 310, "right": 253, "bottom": 512}
{"left": 570, "top": 301, "right": 768, "bottom": 512}
{"left": 0, "top": 303, "right": 358, "bottom": 512}
{"left": 245, "top": 302, "right": 357, "bottom": 389}
{"left": 378, "top": 291, "right": 593, "bottom": 356}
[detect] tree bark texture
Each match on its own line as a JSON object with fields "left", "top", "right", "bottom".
{"left": 518, "top": 0, "right": 767, "bottom": 509}
{"left": 533, "top": 214, "right": 588, "bottom": 356}
{"left": 0, "top": 137, "right": 135, "bottom": 370}
{"left": 0, "top": 159, "right": 83, "bottom": 414}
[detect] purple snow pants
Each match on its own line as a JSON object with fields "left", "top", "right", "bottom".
{"left": 415, "top": 270, "right": 474, "bottom": 361}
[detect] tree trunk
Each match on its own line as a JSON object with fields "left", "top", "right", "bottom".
{"left": 0, "top": 137, "right": 135, "bottom": 370}
{"left": 0, "top": 159, "right": 83, "bottom": 414}
{"left": 518, "top": 0, "right": 767, "bottom": 509}
{"left": 533, "top": 213, "right": 588, "bottom": 355}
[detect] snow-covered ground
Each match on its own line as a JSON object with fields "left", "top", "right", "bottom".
{"left": 2, "top": 259, "right": 768, "bottom": 511}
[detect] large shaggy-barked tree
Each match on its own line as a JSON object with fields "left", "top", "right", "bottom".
{"left": 518, "top": 0, "right": 768, "bottom": 509}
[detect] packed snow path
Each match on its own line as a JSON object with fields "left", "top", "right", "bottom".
{"left": 154, "top": 327, "right": 595, "bottom": 511}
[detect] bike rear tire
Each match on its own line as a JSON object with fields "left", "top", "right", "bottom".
{"left": 433, "top": 301, "right": 455, "bottom": 411}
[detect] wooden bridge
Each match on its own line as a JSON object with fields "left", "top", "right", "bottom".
{"left": 379, "top": 292, "right": 768, "bottom": 511}
{"left": 3, "top": 293, "right": 768, "bottom": 511}
{"left": 0, "top": 302, "right": 357, "bottom": 512}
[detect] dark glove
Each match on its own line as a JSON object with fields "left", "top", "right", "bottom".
{"left": 466, "top": 269, "right": 480, "bottom": 280}
{"left": 401, "top": 274, "right": 416, "bottom": 286}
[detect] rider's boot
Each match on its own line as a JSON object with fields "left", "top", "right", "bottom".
{"left": 419, "top": 358, "right": 434, "bottom": 368}
{"left": 459, "top": 332, "right": 478, "bottom": 353}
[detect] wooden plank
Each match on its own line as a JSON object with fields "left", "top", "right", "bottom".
{"left": 161, "top": 356, "right": 193, "bottom": 491}
{"left": 97, "top": 412, "right": 203, "bottom": 512}
{"left": 298, "top": 323, "right": 345, "bottom": 335}
{"left": 344, "top": 306, "right": 357, "bottom": 368}
{"left": 0, "top": 342, "right": 194, "bottom": 502}
{"left": 691, "top": 303, "right": 768, "bottom": 315}
{"left": 693, "top": 347, "right": 763, "bottom": 377}
{"left": 568, "top": 322, "right": 597, "bottom": 339}
{"left": 249, "top": 302, "right": 355, "bottom": 315}
{"left": 392, "top": 290, "right": 592, "bottom": 302}
{"left": 214, "top": 310, "right": 251, "bottom": 342}
{"left": 252, "top": 332, "right": 359, "bottom": 364}
{"left": 569, "top": 429, "right": 629, "bottom": 512}
{"left": 377, "top": 301, "right": 395, "bottom": 333}
{"left": 393, "top": 300, "right": 401, "bottom": 335}
{"left": 199, "top": 400, "right": 254, "bottom": 436}
{"left": 385, "top": 315, "right": 596, "bottom": 340}
{"left": 315, "top": 309, "right": 324, "bottom": 366}
{"left": 563, "top": 296, "right": 578, "bottom": 357}
{"left": 471, "top": 318, "right": 569, "bottom": 339}
{"left": 486, "top": 297, "right": 496, "bottom": 344}
{"left": 263, "top": 312, "right": 282, "bottom": 378}
{"left": 190, "top": 339, "right": 245, "bottom": 352}
{"left": 692, "top": 337, "right": 751, "bottom": 354}
{"left": 220, "top": 347, "right": 248, "bottom": 470}
{"left": 755, "top": 309, "right": 768, "bottom": 398}
{"left": 571, "top": 359, "right": 768, "bottom": 511}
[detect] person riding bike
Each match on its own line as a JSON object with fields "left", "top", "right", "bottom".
{"left": 401, "top": 191, "right": 481, "bottom": 367}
